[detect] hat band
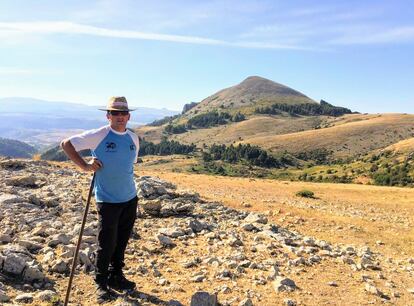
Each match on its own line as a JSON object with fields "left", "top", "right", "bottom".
{"left": 111, "top": 101, "right": 128, "bottom": 107}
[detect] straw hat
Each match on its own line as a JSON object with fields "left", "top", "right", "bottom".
{"left": 99, "top": 96, "right": 136, "bottom": 111}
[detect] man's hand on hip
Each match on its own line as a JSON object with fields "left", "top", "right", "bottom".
{"left": 83, "top": 158, "right": 103, "bottom": 172}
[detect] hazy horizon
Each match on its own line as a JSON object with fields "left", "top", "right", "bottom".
{"left": 0, "top": 96, "right": 181, "bottom": 112}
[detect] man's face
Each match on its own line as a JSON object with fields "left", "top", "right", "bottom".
{"left": 106, "top": 110, "right": 130, "bottom": 130}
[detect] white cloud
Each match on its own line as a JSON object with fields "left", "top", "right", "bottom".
{"left": 0, "top": 21, "right": 310, "bottom": 50}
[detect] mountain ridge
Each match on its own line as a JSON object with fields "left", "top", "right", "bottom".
{"left": 183, "top": 76, "right": 316, "bottom": 117}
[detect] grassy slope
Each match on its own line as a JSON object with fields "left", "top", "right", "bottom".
{"left": 170, "top": 115, "right": 323, "bottom": 147}
{"left": 136, "top": 125, "right": 165, "bottom": 143}
{"left": 243, "top": 113, "right": 414, "bottom": 158}
{"left": 381, "top": 137, "right": 414, "bottom": 155}
{"left": 135, "top": 115, "right": 324, "bottom": 145}
{"left": 136, "top": 113, "right": 414, "bottom": 160}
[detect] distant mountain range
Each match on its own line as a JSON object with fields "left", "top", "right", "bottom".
{"left": 0, "top": 97, "right": 179, "bottom": 148}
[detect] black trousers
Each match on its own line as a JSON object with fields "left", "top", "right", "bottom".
{"left": 95, "top": 196, "right": 137, "bottom": 283}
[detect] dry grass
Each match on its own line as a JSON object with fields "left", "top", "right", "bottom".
{"left": 134, "top": 115, "right": 323, "bottom": 147}
{"left": 136, "top": 125, "right": 165, "bottom": 143}
{"left": 243, "top": 113, "right": 414, "bottom": 158}
{"left": 381, "top": 137, "right": 414, "bottom": 155}
{"left": 132, "top": 167, "right": 414, "bottom": 305}
{"left": 171, "top": 115, "right": 322, "bottom": 147}
{"left": 135, "top": 113, "right": 414, "bottom": 159}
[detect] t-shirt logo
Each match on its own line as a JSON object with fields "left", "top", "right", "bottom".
{"left": 106, "top": 142, "right": 117, "bottom": 152}
{"left": 130, "top": 144, "right": 135, "bottom": 151}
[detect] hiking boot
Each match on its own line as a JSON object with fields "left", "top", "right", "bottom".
{"left": 95, "top": 283, "right": 117, "bottom": 304}
{"left": 108, "top": 271, "right": 136, "bottom": 290}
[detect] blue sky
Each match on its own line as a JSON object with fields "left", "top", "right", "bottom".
{"left": 0, "top": 0, "right": 413, "bottom": 113}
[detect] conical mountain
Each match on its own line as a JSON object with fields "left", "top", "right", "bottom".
{"left": 185, "top": 76, "right": 316, "bottom": 116}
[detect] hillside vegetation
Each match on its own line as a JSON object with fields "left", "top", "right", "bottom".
{"left": 137, "top": 76, "right": 389, "bottom": 160}
{"left": 255, "top": 100, "right": 353, "bottom": 117}
{"left": 133, "top": 76, "right": 414, "bottom": 188}
{"left": 158, "top": 114, "right": 414, "bottom": 160}
{"left": 0, "top": 137, "right": 37, "bottom": 158}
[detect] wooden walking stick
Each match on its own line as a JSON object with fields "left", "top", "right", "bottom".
{"left": 64, "top": 173, "right": 96, "bottom": 306}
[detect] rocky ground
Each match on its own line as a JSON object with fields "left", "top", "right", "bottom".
{"left": 0, "top": 158, "right": 413, "bottom": 305}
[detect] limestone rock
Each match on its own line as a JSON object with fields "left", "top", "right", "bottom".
{"left": 190, "top": 291, "right": 218, "bottom": 306}
{"left": 0, "top": 233, "right": 11, "bottom": 243}
{"left": 0, "top": 194, "right": 25, "bottom": 205}
{"left": 48, "top": 233, "right": 71, "bottom": 247}
{"left": 3, "top": 252, "right": 28, "bottom": 275}
{"left": 188, "top": 219, "right": 209, "bottom": 233}
{"left": 23, "top": 261, "right": 45, "bottom": 282}
{"left": 79, "top": 250, "right": 92, "bottom": 267}
{"left": 157, "top": 234, "right": 175, "bottom": 247}
{"left": 244, "top": 213, "right": 268, "bottom": 224}
{"left": 272, "top": 277, "right": 297, "bottom": 292}
{"left": 35, "top": 290, "right": 58, "bottom": 302}
{"left": 5, "top": 175, "right": 37, "bottom": 188}
{"left": 136, "top": 176, "right": 172, "bottom": 198}
{"left": 242, "top": 223, "right": 260, "bottom": 232}
{"left": 159, "top": 227, "right": 186, "bottom": 238}
{"left": 365, "top": 283, "right": 383, "bottom": 297}
{"left": 160, "top": 201, "right": 194, "bottom": 217}
{"left": 50, "top": 259, "right": 69, "bottom": 274}
{"left": 14, "top": 293, "right": 34, "bottom": 304}
{"left": 140, "top": 199, "right": 162, "bottom": 216}
{"left": 18, "top": 240, "right": 43, "bottom": 253}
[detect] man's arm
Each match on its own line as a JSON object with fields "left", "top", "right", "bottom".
{"left": 60, "top": 139, "right": 102, "bottom": 172}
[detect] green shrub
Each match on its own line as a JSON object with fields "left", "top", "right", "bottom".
{"left": 295, "top": 189, "right": 315, "bottom": 198}
{"left": 139, "top": 138, "right": 196, "bottom": 156}
{"left": 187, "top": 110, "right": 231, "bottom": 128}
{"left": 254, "top": 100, "right": 353, "bottom": 117}
{"left": 164, "top": 123, "right": 187, "bottom": 134}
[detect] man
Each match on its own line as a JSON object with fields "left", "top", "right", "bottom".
{"left": 61, "top": 96, "right": 139, "bottom": 303}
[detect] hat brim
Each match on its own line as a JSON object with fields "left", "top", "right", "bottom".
{"left": 98, "top": 107, "right": 136, "bottom": 111}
